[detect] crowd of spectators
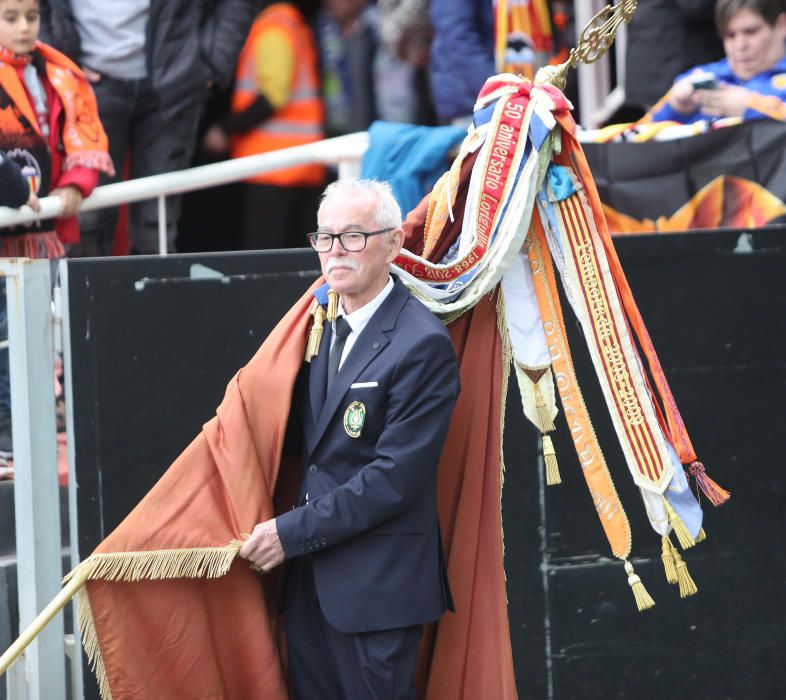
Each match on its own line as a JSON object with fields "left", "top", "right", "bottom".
{"left": 1, "top": 0, "right": 785, "bottom": 258}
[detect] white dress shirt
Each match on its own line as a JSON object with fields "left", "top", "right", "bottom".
{"left": 330, "top": 276, "right": 395, "bottom": 369}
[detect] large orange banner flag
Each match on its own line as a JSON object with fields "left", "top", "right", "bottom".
{"left": 68, "top": 281, "right": 517, "bottom": 699}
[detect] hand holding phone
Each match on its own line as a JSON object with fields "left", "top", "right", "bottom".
{"left": 689, "top": 72, "right": 719, "bottom": 91}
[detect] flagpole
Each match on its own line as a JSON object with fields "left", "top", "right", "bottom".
{"left": 0, "top": 567, "right": 89, "bottom": 676}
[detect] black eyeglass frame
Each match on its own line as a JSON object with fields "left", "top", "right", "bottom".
{"left": 306, "top": 227, "right": 394, "bottom": 252}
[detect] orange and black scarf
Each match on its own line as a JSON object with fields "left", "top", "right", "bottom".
{"left": 0, "top": 42, "right": 114, "bottom": 176}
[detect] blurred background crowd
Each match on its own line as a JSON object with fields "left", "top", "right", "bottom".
{"left": 3, "top": 0, "right": 786, "bottom": 257}
{"left": 23, "top": 0, "right": 742, "bottom": 256}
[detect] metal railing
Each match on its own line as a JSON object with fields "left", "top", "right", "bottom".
{"left": 1, "top": 259, "right": 64, "bottom": 700}
{"left": 1, "top": 132, "right": 369, "bottom": 700}
{"left": 0, "top": 132, "right": 370, "bottom": 255}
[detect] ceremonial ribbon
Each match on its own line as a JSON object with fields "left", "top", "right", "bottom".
{"left": 527, "top": 213, "right": 632, "bottom": 558}
{"left": 555, "top": 112, "right": 729, "bottom": 507}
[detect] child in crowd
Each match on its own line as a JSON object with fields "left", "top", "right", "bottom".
{"left": 0, "top": 0, "right": 113, "bottom": 462}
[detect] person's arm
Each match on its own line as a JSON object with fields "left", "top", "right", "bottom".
{"left": 221, "top": 28, "right": 294, "bottom": 134}
{"left": 241, "top": 329, "right": 459, "bottom": 570}
{"left": 49, "top": 166, "right": 98, "bottom": 217}
{"left": 744, "top": 92, "right": 786, "bottom": 121}
{"left": 54, "top": 166, "right": 99, "bottom": 198}
{"left": 202, "top": 25, "right": 295, "bottom": 153}
{"left": 693, "top": 83, "right": 752, "bottom": 118}
{"left": 649, "top": 71, "right": 708, "bottom": 123}
{"left": 199, "top": 0, "right": 257, "bottom": 89}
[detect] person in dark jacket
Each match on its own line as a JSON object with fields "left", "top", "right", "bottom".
{"left": 39, "top": 0, "right": 255, "bottom": 255}
{"left": 625, "top": 0, "right": 724, "bottom": 114}
{"left": 429, "top": 0, "right": 495, "bottom": 125}
{"left": 240, "top": 178, "right": 459, "bottom": 700}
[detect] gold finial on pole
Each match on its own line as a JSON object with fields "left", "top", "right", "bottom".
{"left": 535, "top": 0, "right": 638, "bottom": 89}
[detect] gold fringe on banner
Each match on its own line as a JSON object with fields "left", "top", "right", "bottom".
{"left": 662, "top": 498, "right": 696, "bottom": 549}
{"left": 661, "top": 536, "right": 678, "bottom": 584}
{"left": 74, "top": 587, "right": 113, "bottom": 700}
{"left": 64, "top": 542, "right": 244, "bottom": 584}
{"left": 624, "top": 560, "right": 655, "bottom": 612}
{"left": 696, "top": 527, "right": 707, "bottom": 543}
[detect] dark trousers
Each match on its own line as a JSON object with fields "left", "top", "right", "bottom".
{"left": 240, "top": 183, "right": 321, "bottom": 251}
{"left": 72, "top": 77, "right": 203, "bottom": 256}
{"left": 284, "top": 557, "right": 422, "bottom": 700}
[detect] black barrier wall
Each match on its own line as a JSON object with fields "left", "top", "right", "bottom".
{"left": 63, "top": 231, "right": 786, "bottom": 699}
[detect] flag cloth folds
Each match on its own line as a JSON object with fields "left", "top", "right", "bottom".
{"left": 67, "top": 281, "right": 517, "bottom": 698}
{"left": 580, "top": 120, "right": 786, "bottom": 234}
{"left": 64, "top": 72, "right": 730, "bottom": 698}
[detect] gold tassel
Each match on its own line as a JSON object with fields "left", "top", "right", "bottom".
{"left": 695, "top": 527, "right": 707, "bottom": 543}
{"left": 662, "top": 497, "right": 696, "bottom": 549}
{"left": 624, "top": 560, "right": 655, "bottom": 612}
{"left": 542, "top": 434, "right": 561, "bottom": 485}
{"left": 661, "top": 536, "right": 677, "bottom": 584}
{"left": 304, "top": 304, "right": 326, "bottom": 362}
{"left": 671, "top": 548, "right": 698, "bottom": 598}
{"left": 534, "top": 381, "right": 556, "bottom": 432}
{"left": 326, "top": 289, "right": 339, "bottom": 322}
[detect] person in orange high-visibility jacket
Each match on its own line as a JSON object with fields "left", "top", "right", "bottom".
{"left": 203, "top": 2, "right": 326, "bottom": 250}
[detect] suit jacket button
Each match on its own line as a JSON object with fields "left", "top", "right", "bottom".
{"left": 308, "top": 464, "right": 318, "bottom": 474}
{"left": 372, "top": 342, "right": 380, "bottom": 349}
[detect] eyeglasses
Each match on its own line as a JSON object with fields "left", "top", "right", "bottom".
{"left": 306, "top": 228, "right": 393, "bottom": 252}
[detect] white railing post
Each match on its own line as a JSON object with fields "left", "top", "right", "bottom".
{"left": 56, "top": 259, "right": 85, "bottom": 700}
{"left": 0, "top": 133, "right": 371, "bottom": 233}
{"left": 157, "top": 196, "right": 168, "bottom": 256}
{"left": 337, "top": 158, "right": 362, "bottom": 181}
{"left": 1, "top": 259, "right": 65, "bottom": 700}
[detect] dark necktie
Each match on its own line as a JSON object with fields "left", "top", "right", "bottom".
{"left": 327, "top": 315, "right": 351, "bottom": 391}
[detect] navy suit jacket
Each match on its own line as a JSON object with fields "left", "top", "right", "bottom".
{"left": 276, "top": 277, "right": 459, "bottom": 634}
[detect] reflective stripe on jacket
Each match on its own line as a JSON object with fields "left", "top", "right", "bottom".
{"left": 231, "top": 3, "right": 325, "bottom": 186}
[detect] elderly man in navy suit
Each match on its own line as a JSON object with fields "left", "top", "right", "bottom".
{"left": 240, "top": 178, "right": 459, "bottom": 699}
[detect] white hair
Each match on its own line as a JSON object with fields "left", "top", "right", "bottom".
{"left": 318, "top": 178, "right": 403, "bottom": 230}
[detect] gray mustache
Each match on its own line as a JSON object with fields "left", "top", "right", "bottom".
{"left": 326, "top": 259, "right": 360, "bottom": 273}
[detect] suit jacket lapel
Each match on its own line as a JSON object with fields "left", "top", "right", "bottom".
{"left": 309, "top": 279, "right": 409, "bottom": 454}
